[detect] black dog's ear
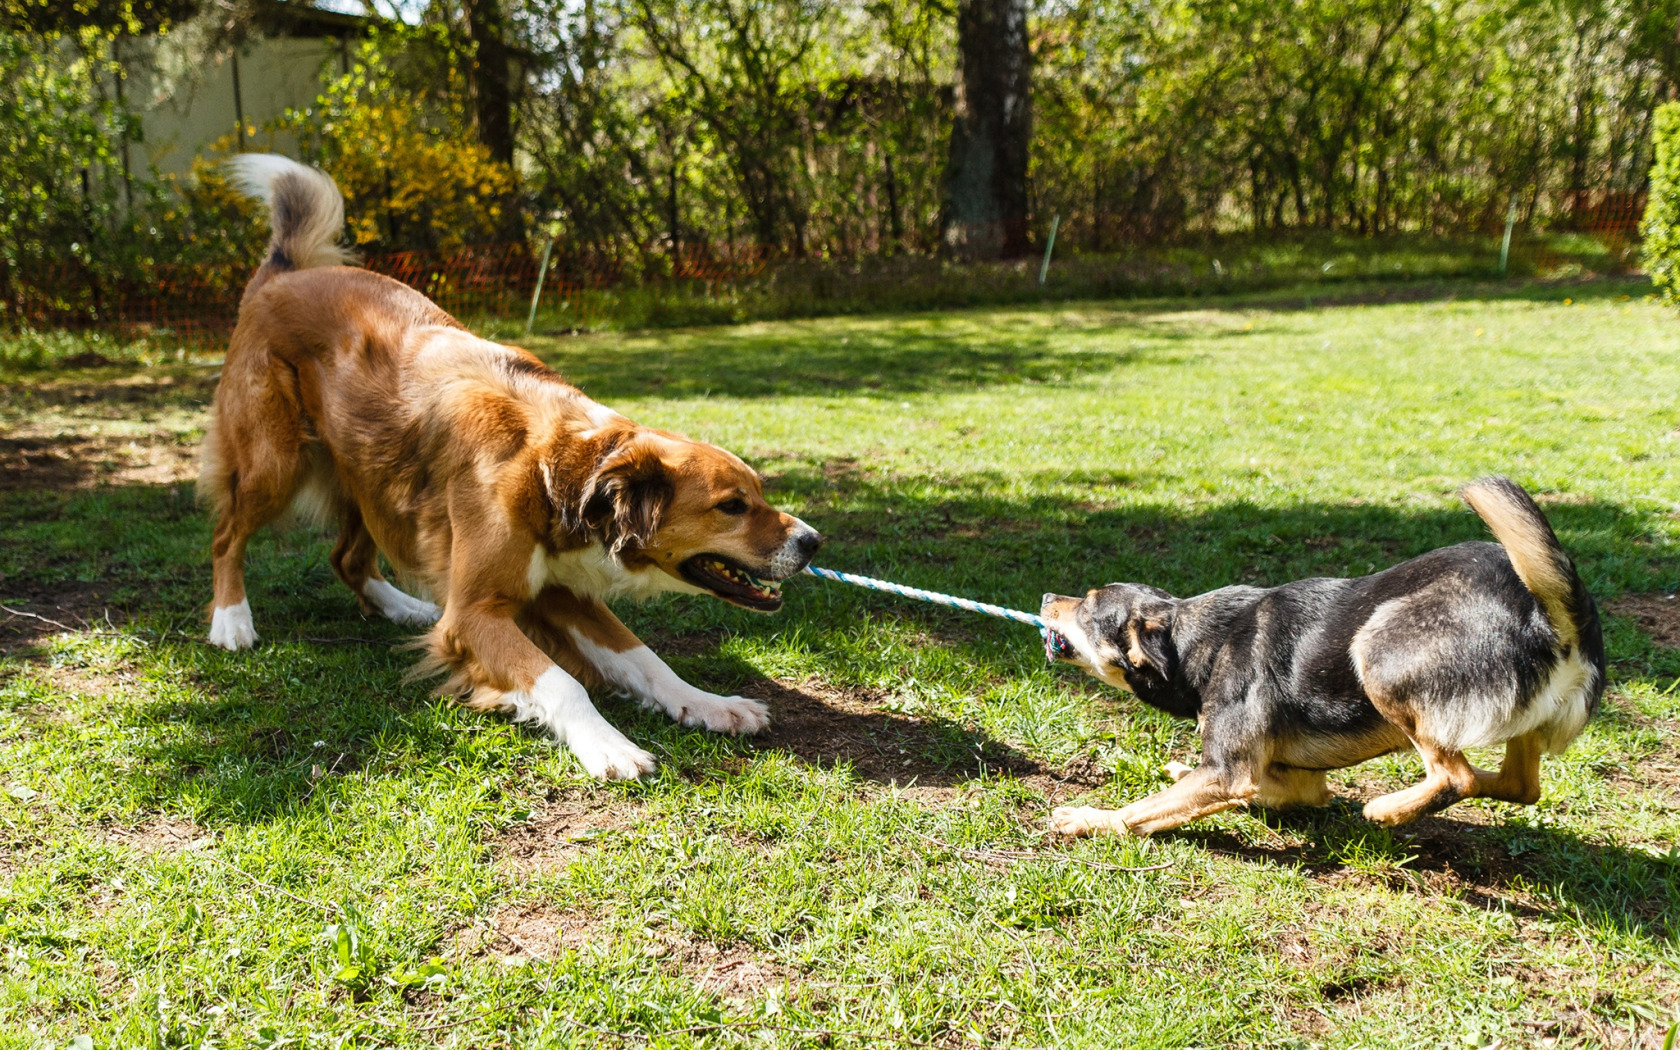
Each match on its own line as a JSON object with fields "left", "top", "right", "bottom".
{"left": 1125, "top": 609, "right": 1175, "bottom": 678}
{"left": 579, "top": 438, "right": 675, "bottom": 555}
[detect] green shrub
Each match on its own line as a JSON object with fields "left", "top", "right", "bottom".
{"left": 1642, "top": 102, "right": 1680, "bottom": 304}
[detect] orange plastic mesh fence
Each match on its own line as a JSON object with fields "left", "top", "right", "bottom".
{"left": 0, "top": 208, "right": 1645, "bottom": 350}
{"left": 2, "top": 239, "right": 774, "bottom": 350}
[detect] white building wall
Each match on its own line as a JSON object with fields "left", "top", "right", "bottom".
{"left": 127, "top": 35, "right": 348, "bottom": 176}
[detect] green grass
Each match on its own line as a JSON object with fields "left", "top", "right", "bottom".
{"left": 1, "top": 275, "right": 1677, "bottom": 1048}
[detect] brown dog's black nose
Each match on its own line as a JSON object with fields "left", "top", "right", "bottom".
{"left": 797, "top": 530, "right": 822, "bottom": 556}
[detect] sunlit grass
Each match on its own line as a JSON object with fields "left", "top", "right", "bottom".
{"left": 0, "top": 275, "right": 1675, "bottom": 1047}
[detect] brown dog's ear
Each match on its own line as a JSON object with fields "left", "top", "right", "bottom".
{"left": 1125, "top": 610, "right": 1175, "bottom": 678}
{"left": 579, "top": 437, "right": 675, "bottom": 555}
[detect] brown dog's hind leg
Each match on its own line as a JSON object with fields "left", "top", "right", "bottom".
{"left": 1051, "top": 765, "right": 1258, "bottom": 838}
{"left": 203, "top": 379, "right": 309, "bottom": 649}
{"left": 332, "top": 508, "right": 440, "bottom": 627}
{"left": 330, "top": 508, "right": 382, "bottom": 615}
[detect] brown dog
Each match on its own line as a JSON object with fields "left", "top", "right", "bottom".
{"left": 200, "top": 155, "right": 820, "bottom": 779}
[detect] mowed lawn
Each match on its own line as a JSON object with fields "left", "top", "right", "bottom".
{"left": 1, "top": 277, "right": 1676, "bottom": 1048}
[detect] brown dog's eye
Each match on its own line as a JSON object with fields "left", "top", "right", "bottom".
{"left": 715, "top": 498, "right": 748, "bottom": 515}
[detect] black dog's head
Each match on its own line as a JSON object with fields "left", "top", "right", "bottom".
{"left": 1040, "top": 584, "right": 1179, "bottom": 696}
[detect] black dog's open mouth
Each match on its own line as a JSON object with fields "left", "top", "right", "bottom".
{"left": 680, "top": 555, "right": 785, "bottom": 611}
{"left": 1044, "top": 628, "right": 1075, "bottom": 662}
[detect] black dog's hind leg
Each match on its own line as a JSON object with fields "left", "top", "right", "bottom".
{"left": 1362, "top": 739, "right": 1481, "bottom": 825}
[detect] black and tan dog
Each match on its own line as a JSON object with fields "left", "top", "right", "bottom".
{"left": 1041, "top": 478, "right": 1604, "bottom": 837}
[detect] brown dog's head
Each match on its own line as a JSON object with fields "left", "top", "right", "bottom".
{"left": 1040, "top": 583, "right": 1178, "bottom": 693}
{"left": 571, "top": 429, "right": 820, "bottom": 611}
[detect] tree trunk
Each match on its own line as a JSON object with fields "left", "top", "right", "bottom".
{"left": 940, "top": 0, "right": 1032, "bottom": 259}
{"left": 464, "top": 0, "right": 516, "bottom": 168}
{"left": 463, "top": 0, "right": 524, "bottom": 242}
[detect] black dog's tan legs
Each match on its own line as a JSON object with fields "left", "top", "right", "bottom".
{"left": 1476, "top": 731, "right": 1543, "bottom": 805}
{"left": 1172, "top": 760, "right": 1330, "bottom": 808}
{"left": 1052, "top": 765, "right": 1258, "bottom": 837}
{"left": 1257, "top": 765, "right": 1332, "bottom": 809}
{"left": 1363, "top": 731, "right": 1543, "bottom": 826}
{"left": 1055, "top": 758, "right": 1334, "bottom": 838}
{"left": 1362, "top": 741, "right": 1477, "bottom": 825}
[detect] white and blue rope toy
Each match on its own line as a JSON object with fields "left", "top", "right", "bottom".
{"left": 801, "top": 565, "right": 1047, "bottom": 633}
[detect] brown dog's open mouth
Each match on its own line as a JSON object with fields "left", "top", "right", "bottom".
{"left": 680, "top": 555, "right": 785, "bottom": 611}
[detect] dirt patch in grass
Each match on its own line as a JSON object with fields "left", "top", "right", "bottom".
{"left": 0, "top": 434, "right": 197, "bottom": 492}
{"left": 1606, "top": 594, "right": 1680, "bottom": 649}
{"left": 451, "top": 904, "right": 610, "bottom": 962}
{"left": 746, "top": 675, "right": 1052, "bottom": 788}
{"left": 104, "top": 814, "right": 211, "bottom": 854}
{"left": 450, "top": 900, "right": 795, "bottom": 998}
{"left": 496, "top": 795, "right": 645, "bottom": 875}
{"left": 672, "top": 938, "right": 797, "bottom": 1001}
{"left": 0, "top": 584, "right": 120, "bottom": 652}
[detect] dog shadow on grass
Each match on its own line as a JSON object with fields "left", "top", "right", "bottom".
{"left": 526, "top": 277, "right": 1652, "bottom": 401}
{"left": 1171, "top": 801, "right": 1680, "bottom": 944}
{"left": 531, "top": 308, "right": 1197, "bottom": 399}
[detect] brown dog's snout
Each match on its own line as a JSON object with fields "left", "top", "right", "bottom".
{"left": 795, "top": 527, "right": 822, "bottom": 557}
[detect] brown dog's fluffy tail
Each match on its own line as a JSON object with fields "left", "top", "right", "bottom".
{"left": 1460, "top": 476, "right": 1582, "bottom": 649}
{"left": 225, "top": 154, "right": 352, "bottom": 301}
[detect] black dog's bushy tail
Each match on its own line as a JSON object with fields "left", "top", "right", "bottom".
{"left": 1460, "top": 476, "right": 1583, "bottom": 649}
{"left": 225, "top": 154, "right": 353, "bottom": 301}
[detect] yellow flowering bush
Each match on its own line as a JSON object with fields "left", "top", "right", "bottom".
{"left": 281, "top": 32, "right": 517, "bottom": 251}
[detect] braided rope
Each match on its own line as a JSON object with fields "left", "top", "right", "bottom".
{"left": 802, "top": 565, "right": 1046, "bottom": 631}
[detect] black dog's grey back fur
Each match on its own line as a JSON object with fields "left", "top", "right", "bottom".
{"left": 1071, "top": 478, "right": 1603, "bottom": 772}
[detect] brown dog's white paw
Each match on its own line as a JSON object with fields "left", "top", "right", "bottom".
{"left": 1162, "top": 760, "right": 1195, "bottom": 782}
{"left": 568, "top": 728, "right": 658, "bottom": 781}
{"left": 677, "top": 694, "right": 770, "bottom": 736}
{"left": 208, "top": 600, "right": 258, "bottom": 650}
{"left": 1050, "top": 805, "right": 1132, "bottom": 838}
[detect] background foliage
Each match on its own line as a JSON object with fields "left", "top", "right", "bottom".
{"left": 1641, "top": 103, "right": 1680, "bottom": 303}
{"left": 283, "top": 26, "right": 517, "bottom": 250}
{"left": 0, "top": 0, "right": 1675, "bottom": 304}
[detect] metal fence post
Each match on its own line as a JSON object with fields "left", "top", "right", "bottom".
{"left": 1039, "top": 213, "right": 1060, "bottom": 286}
{"left": 1499, "top": 197, "right": 1518, "bottom": 277}
{"left": 526, "top": 237, "right": 555, "bottom": 335}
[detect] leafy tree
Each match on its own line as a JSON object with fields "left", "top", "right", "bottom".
{"left": 0, "top": 26, "right": 124, "bottom": 313}
{"left": 1642, "top": 103, "right": 1680, "bottom": 304}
